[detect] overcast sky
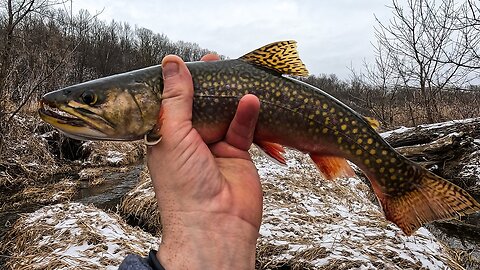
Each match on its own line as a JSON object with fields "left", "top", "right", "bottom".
{"left": 71, "top": 0, "right": 393, "bottom": 80}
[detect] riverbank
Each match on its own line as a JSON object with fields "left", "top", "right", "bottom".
{"left": 1, "top": 113, "right": 480, "bottom": 269}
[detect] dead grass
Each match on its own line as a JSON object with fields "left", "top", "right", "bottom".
{"left": 84, "top": 141, "right": 145, "bottom": 167}
{"left": 0, "top": 114, "right": 66, "bottom": 189}
{"left": 119, "top": 165, "right": 160, "bottom": 234}
{"left": 118, "top": 148, "right": 463, "bottom": 269}
{"left": 0, "top": 203, "right": 158, "bottom": 269}
{"left": 10, "top": 179, "right": 78, "bottom": 205}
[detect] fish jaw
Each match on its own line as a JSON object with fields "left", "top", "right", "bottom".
{"left": 38, "top": 66, "right": 163, "bottom": 141}
{"left": 38, "top": 98, "right": 114, "bottom": 140}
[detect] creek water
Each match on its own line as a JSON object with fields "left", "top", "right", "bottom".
{"left": 0, "top": 164, "right": 142, "bottom": 266}
{"left": 73, "top": 165, "right": 142, "bottom": 211}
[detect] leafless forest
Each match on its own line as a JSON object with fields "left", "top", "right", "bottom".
{"left": 0, "top": 0, "right": 480, "bottom": 268}
{"left": 0, "top": 0, "right": 479, "bottom": 168}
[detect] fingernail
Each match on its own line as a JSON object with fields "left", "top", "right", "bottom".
{"left": 163, "top": 61, "right": 179, "bottom": 78}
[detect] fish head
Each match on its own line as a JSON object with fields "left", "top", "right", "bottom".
{"left": 38, "top": 66, "right": 162, "bottom": 141}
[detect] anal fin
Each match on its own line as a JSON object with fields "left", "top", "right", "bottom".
{"left": 255, "top": 141, "right": 286, "bottom": 165}
{"left": 310, "top": 154, "right": 355, "bottom": 180}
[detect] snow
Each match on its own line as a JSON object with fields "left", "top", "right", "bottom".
{"left": 380, "top": 126, "right": 412, "bottom": 139}
{"left": 9, "top": 146, "right": 463, "bottom": 269}
{"left": 106, "top": 150, "right": 125, "bottom": 164}
{"left": 13, "top": 203, "right": 158, "bottom": 269}
{"left": 381, "top": 118, "right": 479, "bottom": 139}
{"left": 418, "top": 118, "right": 477, "bottom": 130}
{"left": 459, "top": 150, "right": 480, "bottom": 184}
{"left": 252, "top": 148, "right": 455, "bottom": 269}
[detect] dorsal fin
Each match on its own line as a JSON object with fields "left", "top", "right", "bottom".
{"left": 364, "top": 116, "right": 380, "bottom": 130}
{"left": 239, "top": 40, "right": 309, "bottom": 76}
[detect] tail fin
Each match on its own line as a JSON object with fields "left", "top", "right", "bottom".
{"left": 375, "top": 169, "right": 480, "bottom": 236}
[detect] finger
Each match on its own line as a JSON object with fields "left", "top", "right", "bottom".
{"left": 224, "top": 94, "right": 260, "bottom": 151}
{"left": 201, "top": 54, "right": 220, "bottom": 62}
{"left": 160, "top": 55, "right": 194, "bottom": 131}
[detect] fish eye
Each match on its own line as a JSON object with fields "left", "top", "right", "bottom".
{"left": 81, "top": 91, "right": 98, "bottom": 106}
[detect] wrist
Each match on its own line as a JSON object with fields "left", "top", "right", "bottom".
{"left": 157, "top": 213, "right": 258, "bottom": 270}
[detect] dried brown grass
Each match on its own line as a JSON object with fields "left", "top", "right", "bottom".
{"left": 119, "top": 165, "right": 161, "bottom": 234}
{"left": 6, "top": 179, "right": 78, "bottom": 207}
{"left": 0, "top": 114, "right": 65, "bottom": 189}
{"left": 118, "top": 148, "right": 462, "bottom": 269}
{"left": 0, "top": 203, "right": 158, "bottom": 269}
{"left": 84, "top": 141, "right": 145, "bottom": 167}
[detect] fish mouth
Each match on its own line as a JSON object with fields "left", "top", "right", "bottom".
{"left": 38, "top": 99, "right": 111, "bottom": 140}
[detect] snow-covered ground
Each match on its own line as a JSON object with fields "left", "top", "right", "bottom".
{"left": 252, "top": 148, "right": 456, "bottom": 269}
{"left": 2, "top": 203, "right": 158, "bottom": 269}
{"left": 3, "top": 147, "right": 461, "bottom": 269}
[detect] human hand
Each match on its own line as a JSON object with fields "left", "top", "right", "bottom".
{"left": 147, "top": 54, "right": 262, "bottom": 269}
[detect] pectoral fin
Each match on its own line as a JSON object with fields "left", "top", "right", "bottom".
{"left": 255, "top": 141, "right": 287, "bottom": 165}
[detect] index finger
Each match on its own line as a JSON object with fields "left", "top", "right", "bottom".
{"left": 201, "top": 54, "right": 220, "bottom": 62}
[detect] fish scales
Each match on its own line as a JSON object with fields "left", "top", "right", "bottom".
{"left": 190, "top": 59, "right": 417, "bottom": 194}
{"left": 38, "top": 40, "right": 480, "bottom": 236}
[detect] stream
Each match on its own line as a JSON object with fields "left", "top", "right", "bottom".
{"left": 0, "top": 164, "right": 142, "bottom": 266}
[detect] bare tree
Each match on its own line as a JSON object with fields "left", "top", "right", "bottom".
{"left": 371, "top": 0, "right": 479, "bottom": 124}
{"left": 0, "top": 0, "right": 66, "bottom": 151}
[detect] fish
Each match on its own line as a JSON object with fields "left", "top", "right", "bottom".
{"left": 38, "top": 40, "right": 480, "bottom": 235}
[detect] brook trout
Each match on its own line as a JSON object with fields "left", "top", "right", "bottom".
{"left": 38, "top": 41, "right": 480, "bottom": 235}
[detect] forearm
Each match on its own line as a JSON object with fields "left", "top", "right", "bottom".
{"left": 157, "top": 213, "right": 258, "bottom": 270}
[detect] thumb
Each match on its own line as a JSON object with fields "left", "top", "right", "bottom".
{"left": 160, "top": 55, "right": 194, "bottom": 134}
